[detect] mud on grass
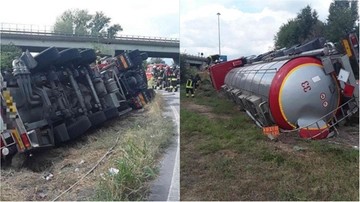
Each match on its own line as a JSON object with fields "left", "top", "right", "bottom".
{"left": 180, "top": 85, "right": 359, "bottom": 201}
{"left": 0, "top": 95, "right": 175, "bottom": 201}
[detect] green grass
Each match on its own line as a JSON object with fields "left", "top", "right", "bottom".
{"left": 95, "top": 95, "right": 174, "bottom": 201}
{"left": 180, "top": 82, "right": 359, "bottom": 201}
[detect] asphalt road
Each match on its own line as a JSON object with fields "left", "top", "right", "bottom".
{"left": 147, "top": 89, "right": 180, "bottom": 201}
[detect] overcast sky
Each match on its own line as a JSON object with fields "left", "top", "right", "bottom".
{"left": 180, "top": 0, "right": 358, "bottom": 60}
{"left": 0, "top": 0, "right": 179, "bottom": 64}
{"left": 0, "top": 0, "right": 179, "bottom": 38}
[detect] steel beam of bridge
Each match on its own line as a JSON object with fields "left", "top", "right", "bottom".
{"left": 0, "top": 30, "right": 180, "bottom": 59}
{"left": 182, "top": 54, "right": 208, "bottom": 67}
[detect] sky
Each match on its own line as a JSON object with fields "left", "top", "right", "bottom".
{"left": 180, "top": 0, "right": 359, "bottom": 60}
{"left": 0, "top": 0, "right": 179, "bottom": 64}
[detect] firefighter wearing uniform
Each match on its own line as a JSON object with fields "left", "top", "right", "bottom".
{"left": 157, "top": 67, "right": 164, "bottom": 89}
{"left": 169, "top": 70, "right": 178, "bottom": 92}
{"left": 173, "top": 66, "right": 180, "bottom": 86}
{"left": 186, "top": 75, "right": 195, "bottom": 98}
{"left": 194, "top": 72, "right": 202, "bottom": 90}
{"left": 164, "top": 66, "right": 170, "bottom": 91}
{"left": 151, "top": 66, "right": 158, "bottom": 89}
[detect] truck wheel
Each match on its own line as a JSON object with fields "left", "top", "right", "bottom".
{"left": 128, "top": 49, "right": 140, "bottom": 59}
{"left": 104, "top": 107, "right": 119, "bottom": 120}
{"left": 132, "top": 56, "right": 143, "bottom": 66}
{"left": 32, "top": 47, "right": 60, "bottom": 72}
{"left": 88, "top": 111, "right": 107, "bottom": 126}
{"left": 140, "top": 52, "right": 148, "bottom": 60}
{"left": 54, "top": 48, "right": 82, "bottom": 67}
{"left": 11, "top": 153, "right": 28, "bottom": 169}
{"left": 78, "top": 49, "right": 97, "bottom": 65}
{"left": 66, "top": 115, "right": 92, "bottom": 139}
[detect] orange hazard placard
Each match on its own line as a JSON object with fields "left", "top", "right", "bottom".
{"left": 262, "top": 126, "right": 280, "bottom": 136}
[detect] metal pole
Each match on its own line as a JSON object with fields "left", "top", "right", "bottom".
{"left": 217, "top": 12, "right": 221, "bottom": 56}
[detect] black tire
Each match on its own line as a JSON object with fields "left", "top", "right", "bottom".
{"left": 140, "top": 52, "right": 148, "bottom": 60}
{"left": 128, "top": 49, "right": 140, "bottom": 59}
{"left": 132, "top": 56, "right": 143, "bottom": 66}
{"left": 78, "top": 49, "right": 97, "bottom": 65}
{"left": 104, "top": 107, "right": 119, "bottom": 120}
{"left": 11, "top": 153, "right": 28, "bottom": 169}
{"left": 88, "top": 111, "right": 107, "bottom": 126}
{"left": 66, "top": 115, "right": 92, "bottom": 139}
{"left": 54, "top": 48, "right": 82, "bottom": 67}
{"left": 32, "top": 47, "right": 60, "bottom": 72}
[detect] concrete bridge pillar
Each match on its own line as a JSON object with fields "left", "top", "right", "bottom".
{"left": 172, "top": 57, "right": 180, "bottom": 65}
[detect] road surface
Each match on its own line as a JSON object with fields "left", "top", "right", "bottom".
{"left": 147, "top": 89, "right": 180, "bottom": 201}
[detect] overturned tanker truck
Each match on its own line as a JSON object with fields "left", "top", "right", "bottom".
{"left": 0, "top": 47, "right": 154, "bottom": 165}
{"left": 209, "top": 32, "right": 359, "bottom": 140}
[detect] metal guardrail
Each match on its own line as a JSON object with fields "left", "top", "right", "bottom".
{"left": 0, "top": 22, "right": 180, "bottom": 43}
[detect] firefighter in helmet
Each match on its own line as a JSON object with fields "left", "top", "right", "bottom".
{"left": 163, "top": 66, "right": 170, "bottom": 91}
{"left": 194, "top": 72, "right": 202, "bottom": 90}
{"left": 151, "top": 66, "right": 158, "bottom": 89}
{"left": 157, "top": 66, "right": 165, "bottom": 89}
{"left": 169, "top": 66, "right": 178, "bottom": 92}
{"left": 185, "top": 74, "right": 195, "bottom": 98}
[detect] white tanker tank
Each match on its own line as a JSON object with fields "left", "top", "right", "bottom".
{"left": 209, "top": 35, "right": 359, "bottom": 140}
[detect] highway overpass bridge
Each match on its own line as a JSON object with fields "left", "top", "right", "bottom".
{"left": 0, "top": 23, "right": 212, "bottom": 66}
{"left": 0, "top": 24, "right": 180, "bottom": 62}
{"left": 181, "top": 54, "right": 208, "bottom": 68}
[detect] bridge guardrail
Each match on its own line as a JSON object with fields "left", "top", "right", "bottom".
{"left": 182, "top": 54, "right": 208, "bottom": 60}
{"left": 0, "top": 22, "right": 179, "bottom": 44}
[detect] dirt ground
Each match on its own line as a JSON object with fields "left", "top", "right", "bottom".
{"left": 0, "top": 108, "right": 160, "bottom": 201}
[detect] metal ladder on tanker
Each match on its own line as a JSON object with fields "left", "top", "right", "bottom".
{"left": 281, "top": 98, "right": 358, "bottom": 139}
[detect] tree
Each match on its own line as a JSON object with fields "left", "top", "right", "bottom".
{"left": 89, "top": 11, "right": 110, "bottom": 36}
{"left": 274, "top": 5, "right": 324, "bottom": 49}
{"left": 53, "top": 9, "right": 123, "bottom": 37}
{"left": 180, "top": 53, "right": 189, "bottom": 83}
{"left": 274, "top": 19, "right": 300, "bottom": 49}
{"left": 53, "top": 10, "right": 74, "bottom": 34}
{"left": 326, "top": 0, "right": 359, "bottom": 78}
{"left": 53, "top": 9, "right": 91, "bottom": 35}
{"left": 73, "top": 9, "right": 92, "bottom": 35}
{"left": 326, "top": 0, "right": 358, "bottom": 52}
{"left": 90, "top": 42, "right": 113, "bottom": 56}
{"left": 142, "top": 59, "right": 150, "bottom": 69}
{"left": 107, "top": 24, "right": 123, "bottom": 39}
{"left": 150, "top": 58, "right": 165, "bottom": 64}
{"left": 1, "top": 43, "right": 23, "bottom": 70}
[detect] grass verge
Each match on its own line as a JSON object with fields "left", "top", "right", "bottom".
{"left": 94, "top": 94, "right": 174, "bottom": 201}
{"left": 180, "top": 82, "right": 359, "bottom": 201}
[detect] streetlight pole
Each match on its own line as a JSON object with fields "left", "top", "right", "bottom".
{"left": 217, "top": 12, "right": 221, "bottom": 56}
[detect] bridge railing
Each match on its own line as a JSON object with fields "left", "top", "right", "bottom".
{"left": 0, "top": 22, "right": 180, "bottom": 43}
{"left": 182, "top": 53, "right": 207, "bottom": 59}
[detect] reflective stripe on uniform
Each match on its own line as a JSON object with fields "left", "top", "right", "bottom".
{"left": 186, "top": 79, "right": 193, "bottom": 88}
